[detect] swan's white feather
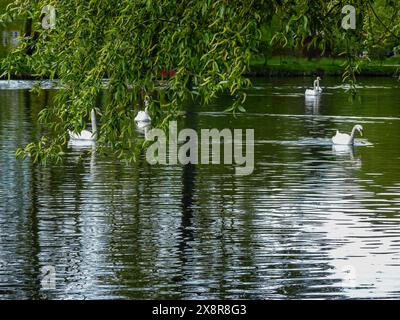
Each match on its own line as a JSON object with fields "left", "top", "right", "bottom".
{"left": 332, "top": 125, "right": 363, "bottom": 145}
{"left": 134, "top": 110, "right": 151, "bottom": 122}
{"left": 332, "top": 131, "right": 352, "bottom": 145}
{"left": 305, "top": 87, "right": 322, "bottom": 96}
{"left": 68, "top": 129, "right": 96, "bottom": 141}
{"left": 68, "top": 109, "right": 97, "bottom": 143}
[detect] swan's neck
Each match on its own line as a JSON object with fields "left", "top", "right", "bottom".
{"left": 350, "top": 126, "right": 358, "bottom": 142}
{"left": 314, "top": 79, "right": 320, "bottom": 90}
{"left": 91, "top": 109, "right": 97, "bottom": 136}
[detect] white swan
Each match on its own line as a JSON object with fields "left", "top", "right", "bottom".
{"left": 332, "top": 124, "right": 363, "bottom": 145}
{"left": 136, "top": 120, "right": 150, "bottom": 131}
{"left": 68, "top": 109, "right": 97, "bottom": 141}
{"left": 305, "top": 76, "right": 322, "bottom": 96}
{"left": 134, "top": 96, "right": 151, "bottom": 123}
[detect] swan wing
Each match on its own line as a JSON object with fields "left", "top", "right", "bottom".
{"left": 135, "top": 111, "right": 147, "bottom": 122}
{"left": 305, "top": 89, "right": 321, "bottom": 96}
{"left": 69, "top": 129, "right": 95, "bottom": 141}
{"left": 134, "top": 111, "right": 144, "bottom": 121}
{"left": 135, "top": 111, "right": 151, "bottom": 122}
{"left": 332, "top": 132, "right": 351, "bottom": 145}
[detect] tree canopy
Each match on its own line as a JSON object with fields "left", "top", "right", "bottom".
{"left": 1, "top": 0, "right": 399, "bottom": 163}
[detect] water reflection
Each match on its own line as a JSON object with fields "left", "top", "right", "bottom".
{"left": 332, "top": 144, "right": 354, "bottom": 155}
{"left": 1, "top": 30, "right": 20, "bottom": 47}
{"left": 1, "top": 78, "right": 400, "bottom": 299}
{"left": 332, "top": 145, "right": 362, "bottom": 169}
{"left": 305, "top": 95, "right": 321, "bottom": 112}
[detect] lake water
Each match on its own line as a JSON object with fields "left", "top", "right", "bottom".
{"left": 1, "top": 77, "right": 400, "bottom": 299}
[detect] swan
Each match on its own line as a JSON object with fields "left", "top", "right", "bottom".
{"left": 332, "top": 124, "right": 363, "bottom": 145}
{"left": 68, "top": 109, "right": 97, "bottom": 141}
{"left": 136, "top": 120, "right": 150, "bottom": 131}
{"left": 134, "top": 96, "right": 151, "bottom": 123}
{"left": 305, "top": 76, "right": 322, "bottom": 96}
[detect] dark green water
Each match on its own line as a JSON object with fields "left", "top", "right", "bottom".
{"left": 1, "top": 77, "right": 400, "bottom": 299}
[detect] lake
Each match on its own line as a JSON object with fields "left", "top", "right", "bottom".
{"left": 1, "top": 77, "right": 400, "bottom": 299}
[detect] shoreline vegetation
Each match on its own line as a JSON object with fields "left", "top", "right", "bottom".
{"left": 247, "top": 56, "right": 400, "bottom": 77}
{"left": 1, "top": 56, "right": 399, "bottom": 80}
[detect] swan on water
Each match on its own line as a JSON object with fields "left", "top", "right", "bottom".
{"left": 134, "top": 95, "right": 151, "bottom": 123}
{"left": 332, "top": 124, "right": 363, "bottom": 145}
{"left": 68, "top": 109, "right": 97, "bottom": 141}
{"left": 305, "top": 76, "right": 322, "bottom": 96}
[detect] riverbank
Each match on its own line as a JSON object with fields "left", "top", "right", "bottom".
{"left": 247, "top": 56, "right": 400, "bottom": 77}
{"left": 2, "top": 56, "right": 400, "bottom": 80}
